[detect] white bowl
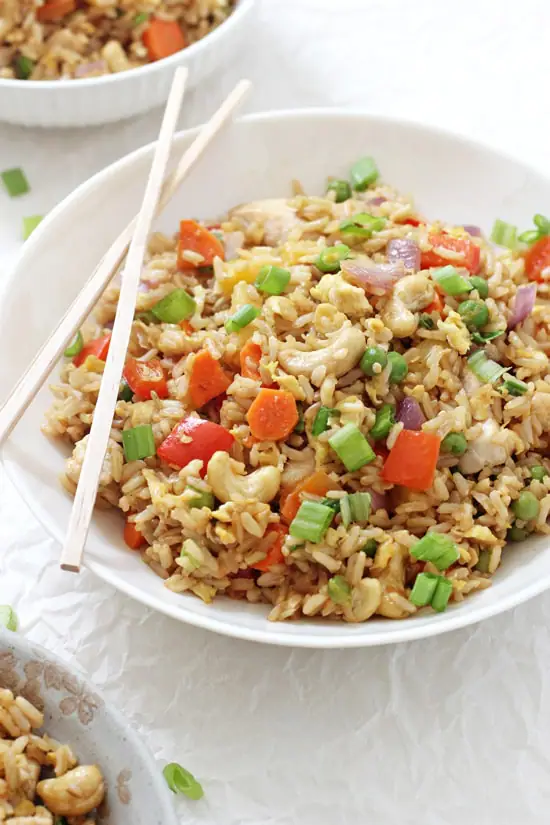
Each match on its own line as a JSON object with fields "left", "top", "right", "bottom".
{"left": 0, "top": 629, "right": 178, "bottom": 824}
{"left": 0, "top": 0, "right": 255, "bottom": 128}
{"left": 2, "top": 110, "right": 550, "bottom": 648}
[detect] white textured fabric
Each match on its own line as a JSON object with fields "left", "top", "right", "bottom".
{"left": 1, "top": 0, "right": 550, "bottom": 821}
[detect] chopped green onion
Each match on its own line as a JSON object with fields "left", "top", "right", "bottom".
{"left": 340, "top": 492, "right": 371, "bottom": 527}
{"left": 326, "top": 178, "right": 351, "bottom": 203}
{"left": 411, "top": 532, "right": 459, "bottom": 571}
{"left": 340, "top": 495, "right": 352, "bottom": 528}
{"left": 14, "top": 55, "right": 35, "bottom": 79}
{"left": 289, "top": 500, "right": 335, "bottom": 544}
{"left": 187, "top": 486, "right": 215, "bottom": 510}
{"left": 361, "top": 539, "right": 378, "bottom": 558}
{"left": 312, "top": 406, "right": 339, "bottom": 436}
{"left": 469, "top": 276, "right": 489, "bottom": 299}
{"left": 0, "top": 606, "right": 17, "bottom": 632}
{"left": 518, "top": 229, "right": 540, "bottom": 245}
{"left": 467, "top": 350, "right": 508, "bottom": 384}
{"left": 122, "top": 424, "right": 156, "bottom": 461}
{"left": 327, "top": 575, "right": 352, "bottom": 604}
{"left": 441, "top": 432, "right": 467, "bottom": 456}
{"left": 418, "top": 313, "right": 435, "bottom": 330}
{"left": 340, "top": 213, "right": 386, "bottom": 238}
{"left": 321, "top": 497, "right": 341, "bottom": 513}
{"left": 530, "top": 465, "right": 547, "bottom": 481}
{"left": 224, "top": 303, "right": 260, "bottom": 333}
{"left": 432, "top": 266, "right": 473, "bottom": 296}
{"left": 507, "top": 524, "right": 530, "bottom": 542}
{"left": 63, "top": 331, "right": 83, "bottom": 358}
{"left": 370, "top": 403, "right": 395, "bottom": 440}
{"left": 534, "top": 214, "right": 550, "bottom": 234}
{"left": 163, "top": 763, "right": 204, "bottom": 800}
{"left": 470, "top": 329, "right": 504, "bottom": 345}
{"left": 387, "top": 351, "right": 408, "bottom": 384}
{"left": 350, "top": 156, "right": 379, "bottom": 191}
{"left": 409, "top": 572, "right": 440, "bottom": 607}
{"left": 502, "top": 376, "right": 529, "bottom": 396}
{"left": 329, "top": 423, "right": 375, "bottom": 471}
{"left": 255, "top": 265, "right": 291, "bottom": 295}
{"left": 294, "top": 406, "right": 305, "bottom": 433}
{"left": 491, "top": 219, "right": 518, "bottom": 249}
{"left": 23, "top": 214, "right": 43, "bottom": 240}
{"left": 511, "top": 490, "right": 539, "bottom": 521}
{"left": 475, "top": 550, "right": 491, "bottom": 573}
{"left": 315, "top": 244, "right": 350, "bottom": 273}
{"left": 1, "top": 167, "right": 29, "bottom": 198}
{"left": 136, "top": 310, "right": 157, "bottom": 324}
{"left": 360, "top": 346, "right": 387, "bottom": 377}
{"left": 431, "top": 577, "right": 453, "bottom": 612}
{"left": 457, "top": 299, "right": 489, "bottom": 330}
{"left": 133, "top": 11, "right": 149, "bottom": 24}
{"left": 118, "top": 380, "right": 134, "bottom": 402}
{"left": 151, "top": 289, "right": 196, "bottom": 323}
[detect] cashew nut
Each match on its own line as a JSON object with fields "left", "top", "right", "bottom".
{"left": 393, "top": 273, "right": 434, "bottom": 311}
{"left": 37, "top": 765, "right": 105, "bottom": 817}
{"left": 278, "top": 326, "right": 365, "bottom": 379}
{"left": 343, "top": 578, "right": 382, "bottom": 622}
{"left": 207, "top": 451, "right": 281, "bottom": 503}
{"left": 382, "top": 294, "right": 418, "bottom": 337}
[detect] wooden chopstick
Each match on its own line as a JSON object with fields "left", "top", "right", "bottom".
{"left": 59, "top": 67, "right": 188, "bottom": 571}
{"left": 0, "top": 77, "right": 251, "bottom": 447}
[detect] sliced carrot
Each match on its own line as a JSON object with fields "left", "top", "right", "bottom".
{"left": 177, "top": 219, "right": 225, "bottom": 270}
{"left": 252, "top": 524, "right": 288, "bottom": 572}
{"left": 124, "top": 518, "right": 146, "bottom": 550}
{"left": 180, "top": 320, "right": 193, "bottom": 334}
{"left": 36, "top": 0, "right": 76, "bottom": 21}
{"left": 189, "top": 350, "right": 231, "bottom": 409}
{"left": 421, "top": 233, "right": 481, "bottom": 274}
{"left": 424, "top": 290, "right": 444, "bottom": 314}
{"left": 382, "top": 430, "right": 441, "bottom": 491}
{"left": 280, "top": 470, "right": 340, "bottom": 524}
{"left": 240, "top": 340, "right": 263, "bottom": 381}
{"left": 524, "top": 236, "right": 550, "bottom": 282}
{"left": 143, "top": 18, "right": 187, "bottom": 62}
{"left": 246, "top": 388, "right": 298, "bottom": 441}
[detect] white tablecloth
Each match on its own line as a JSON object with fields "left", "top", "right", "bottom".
{"left": 2, "top": 1, "right": 550, "bottom": 822}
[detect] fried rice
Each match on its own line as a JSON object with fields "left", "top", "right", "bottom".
{"left": 0, "top": 0, "right": 235, "bottom": 81}
{"left": 43, "top": 157, "right": 550, "bottom": 623}
{"left": 0, "top": 688, "right": 104, "bottom": 822}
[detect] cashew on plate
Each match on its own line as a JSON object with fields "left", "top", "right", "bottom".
{"left": 37, "top": 765, "right": 105, "bottom": 817}
{"left": 278, "top": 326, "right": 365, "bottom": 379}
{"left": 207, "top": 451, "right": 281, "bottom": 503}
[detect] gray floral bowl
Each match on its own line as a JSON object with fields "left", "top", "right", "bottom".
{"left": 0, "top": 628, "right": 178, "bottom": 824}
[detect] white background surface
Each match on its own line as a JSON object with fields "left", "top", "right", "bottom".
{"left": 2, "top": 0, "right": 550, "bottom": 822}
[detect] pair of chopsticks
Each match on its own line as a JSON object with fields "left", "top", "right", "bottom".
{"left": 0, "top": 68, "right": 251, "bottom": 572}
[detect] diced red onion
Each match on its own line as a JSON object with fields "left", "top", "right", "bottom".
{"left": 368, "top": 489, "right": 388, "bottom": 512}
{"left": 507, "top": 283, "right": 537, "bottom": 329}
{"left": 223, "top": 230, "right": 244, "bottom": 261}
{"left": 368, "top": 196, "right": 386, "bottom": 207}
{"left": 74, "top": 60, "right": 107, "bottom": 78}
{"left": 396, "top": 397, "right": 425, "bottom": 430}
{"left": 462, "top": 224, "right": 482, "bottom": 237}
{"left": 341, "top": 256, "right": 405, "bottom": 294}
{"left": 387, "top": 238, "right": 420, "bottom": 271}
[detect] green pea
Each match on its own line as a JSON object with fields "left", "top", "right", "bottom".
{"left": 370, "top": 403, "right": 395, "bottom": 440}
{"left": 326, "top": 179, "right": 351, "bottom": 203}
{"left": 360, "top": 346, "right": 388, "bottom": 377}
{"left": 418, "top": 313, "right": 435, "bottom": 330}
{"left": 469, "top": 277, "right": 489, "bottom": 299}
{"left": 530, "top": 465, "right": 548, "bottom": 481}
{"left": 388, "top": 351, "right": 408, "bottom": 384}
{"left": 457, "top": 299, "right": 489, "bottom": 330}
{"left": 362, "top": 539, "right": 378, "bottom": 558}
{"left": 441, "top": 432, "right": 467, "bottom": 456}
{"left": 507, "top": 524, "right": 531, "bottom": 542}
{"left": 511, "top": 490, "right": 540, "bottom": 521}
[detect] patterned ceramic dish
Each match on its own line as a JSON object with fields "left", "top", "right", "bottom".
{"left": 0, "top": 629, "right": 178, "bottom": 824}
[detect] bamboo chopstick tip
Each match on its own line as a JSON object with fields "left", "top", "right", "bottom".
{"left": 60, "top": 562, "right": 81, "bottom": 573}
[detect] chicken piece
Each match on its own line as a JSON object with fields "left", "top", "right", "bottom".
{"left": 229, "top": 199, "right": 299, "bottom": 246}
{"left": 65, "top": 435, "right": 123, "bottom": 487}
{"left": 459, "top": 419, "right": 513, "bottom": 475}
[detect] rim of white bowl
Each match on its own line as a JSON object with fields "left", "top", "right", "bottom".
{"left": 0, "top": 627, "right": 179, "bottom": 823}
{"left": 4, "top": 108, "right": 550, "bottom": 648}
{"left": 0, "top": 0, "right": 255, "bottom": 89}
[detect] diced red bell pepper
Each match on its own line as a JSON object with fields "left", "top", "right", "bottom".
{"left": 123, "top": 357, "right": 168, "bottom": 401}
{"left": 382, "top": 430, "right": 441, "bottom": 491}
{"left": 421, "top": 233, "right": 481, "bottom": 274}
{"left": 124, "top": 518, "right": 146, "bottom": 550}
{"left": 157, "top": 416, "right": 234, "bottom": 476}
{"left": 524, "top": 236, "right": 550, "bottom": 282}
{"left": 73, "top": 333, "right": 111, "bottom": 368}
